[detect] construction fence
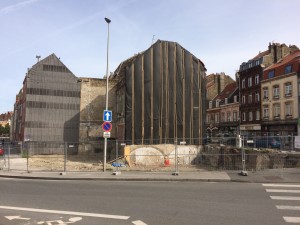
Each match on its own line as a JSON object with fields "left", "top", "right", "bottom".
{"left": 0, "top": 136, "right": 300, "bottom": 172}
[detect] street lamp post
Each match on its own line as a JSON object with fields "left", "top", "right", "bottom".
{"left": 103, "top": 17, "right": 111, "bottom": 172}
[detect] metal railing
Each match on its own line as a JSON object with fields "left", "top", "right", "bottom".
{"left": 0, "top": 137, "right": 299, "bottom": 173}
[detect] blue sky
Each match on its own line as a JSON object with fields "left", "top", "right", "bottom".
{"left": 1, "top": 0, "right": 300, "bottom": 114}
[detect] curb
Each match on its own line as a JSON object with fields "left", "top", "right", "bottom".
{"left": 0, "top": 173, "right": 231, "bottom": 182}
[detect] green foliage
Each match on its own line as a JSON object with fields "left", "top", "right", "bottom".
{"left": 0, "top": 124, "right": 10, "bottom": 135}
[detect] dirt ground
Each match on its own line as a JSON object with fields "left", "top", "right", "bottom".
{"left": 28, "top": 155, "right": 105, "bottom": 171}
{"left": 25, "top": 155, "right": 200, "bottom": 172}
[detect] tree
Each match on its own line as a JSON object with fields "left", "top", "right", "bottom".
{"left": 4, "top": 124, "right": 9, "bottom": 134}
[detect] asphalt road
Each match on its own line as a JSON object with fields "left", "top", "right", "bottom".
{"left": 0, "top": 178, "right": 299, "bottom": 225}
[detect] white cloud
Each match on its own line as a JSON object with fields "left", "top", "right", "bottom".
{"left": 0, "top": 0, "right": 40, "bottom": 15}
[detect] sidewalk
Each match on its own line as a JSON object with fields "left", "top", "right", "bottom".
{"left": 0, "top": 170, "right": 231, "bottom": 182}
{"left": 0, "top": 168, "right": 299, "bottom": 183}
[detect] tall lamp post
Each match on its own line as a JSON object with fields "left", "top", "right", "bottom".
{"left": 103, "top": 17, "right": 111, "bottom": 172}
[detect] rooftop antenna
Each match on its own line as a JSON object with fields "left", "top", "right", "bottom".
{"left": 36, "top": 55, "right": 41, "bottom": 62}
{"left": 152, "top": 35, "right": 155, "bottom": 45}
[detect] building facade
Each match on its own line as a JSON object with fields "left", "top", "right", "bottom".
{"left": 238, "top": 43, "right": 299, "bottom": 136}
{"left": 11, "top": 54, "right": 81, "bottom": 153}
{"left": 111, "top": 40, "right": 207, "bottom": 145}
{"left": 206, "top": 73, "right": 235, "bottom": 101}
{"left": 206, "top": 82, "right": 239, "bottom": 137}
{"left": 261, "top": 50, "right": 300, "bottom": 138}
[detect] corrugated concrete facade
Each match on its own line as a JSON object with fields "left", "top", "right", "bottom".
{"left": 22, "top": 54, "right": 80, "bottom": 153}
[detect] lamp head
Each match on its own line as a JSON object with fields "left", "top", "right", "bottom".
{"left": 105, "top": 17, "right": 111, "bottom": 23}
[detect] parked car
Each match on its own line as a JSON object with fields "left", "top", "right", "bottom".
{"left": 255, "top": 137, "right": 281, "bottom": 149}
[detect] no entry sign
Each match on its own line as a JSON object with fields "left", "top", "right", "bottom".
{"left": 102, "top": 121, "right": 112, "bottom": 132}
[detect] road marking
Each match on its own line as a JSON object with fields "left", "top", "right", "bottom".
{"left": 132, "top": 220, "right": 147, "bottom": 225}
{"left": 263, "top": 184, "right": 300, "bottom": 188}
{"left": 266, "top": 189, "right": 300, "bottom": 193}
{"left": 271, "top": 196, "right": 300, "bottom": 201}
{"left": 277, "top": 205, "right": 300, "bottom": 210}
{"left": 5, "top": 216, "right": 30, "bottom": 220}
{"left": 284, "top": 217, "right": 300, "bottom": 223}
{"left": 37, "top": 217, "right": 82, "bottom": 224}
{"left": 0, "top": 205, "right": 129, "bottom": 220}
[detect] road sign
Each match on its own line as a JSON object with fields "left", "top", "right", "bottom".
{"left": 102, "top": 121, "right": 112, "bottom": 132}
{"left": 103, "top": 132, "right": 111, "bottom": 138}
{"left": 103, "top": 110, "right": 112, "bottom": 122}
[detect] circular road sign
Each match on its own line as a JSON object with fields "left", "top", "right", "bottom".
{"left": 102, "top": 121, "right": 112, "bottom": 132}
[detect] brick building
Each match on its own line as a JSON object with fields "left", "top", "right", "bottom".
{"left": 206, "top": 73, "right": 234, "bottom": 101}
{"left": 206, "top": 82, "right": 239, "bottom": 137}
{"left": 238, "top": 43, "right": 299, "bottom": 137}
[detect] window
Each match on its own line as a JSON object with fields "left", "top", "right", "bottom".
{"left": 242, "top": 112, "right": 246, "bottom": 121}
{"left": 242, "top": 95, "right": 246, "bottom": 104}
{"left": 227, "top": 112, "right": 231, "bottom": 122}
{"left": 248, "top": 94, "right": 252, "bottom": 103}
{"left": 249, "top": 111, "right": 253, "bottom": 121}
{"left": 273, "top": 85, "right": 279, "bottom": 98}
{"left": 221, "top": 112, "right": 225, "bottom": 122}
{"left": 209, "top": 101, "right": 212, "bottom": 109}
{"left": 268, "top": 70, "right": 275, "bottom": 78}
{"left": 242, "top": 79, "right": 245, "bottom": 88}
{"left": 234, "top": 95, "right": 237, "bottom": 103}
{"left": 216, "top": 100, "right": 220, "bottom": 107}
{"left": 215, "top": 113, "right": 219, "bottom": 123}
{"left": 256, "top": 110, "right": 260, "bottom": 120}
{"left": 233, "top": 111, "right": 237, "bottom": 121}
{"left": 263, "top": 105, "right": 269, "bottom": 118}
{"left": 225, "top": 98, "right": 228, "bottom": 104}
{"left": 255, "top": 74, "right": 259, "bottom": 85}
{"left": 285, "top": 82, "right": 292, "bottom": 96}
{"left": 284, "top": 65, "right": 292, "bottom": 74}
{"left": 255, "top": 91, "right": 260, "bottom": 102}
{"left": 263, "top": 88, "right": 269, "bottom": 99}
{"left": 273, "top": 103, "right": 280, "bottom": 117}
{"left": 207, "top": 114, "right": 211, "bottom": 123}
{"left": 248, "top": 77, "right": 252, "bottom": 87}
{"left": 285, "top": 102, "right": 292, "bottom": 116}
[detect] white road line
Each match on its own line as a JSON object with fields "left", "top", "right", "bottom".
{"left": 263, "top": 184, "right": 300, "bottom": 188}
{"left": 0, "top": 205, "right": 129, "bottom": 220}
{"left": 284, "top": 217, "right": 300, "bottom": 223}
{"left": 266, "top": 189, "right": 300, "bottom": 193}
{"left": 271, "top": 196, "right": 300, "bottom": 201}
{"left": 132, "top": 220, "right": 148, "bottom": 225}
{"left": 277, "top": 205, "right": 300, "bottom": 210}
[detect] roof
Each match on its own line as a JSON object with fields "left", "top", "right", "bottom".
{"left": 252, "top": 50, "right": 269, "bottom": 60}
{"left": 264, "top": 50, "right": 300, "bottom": 71}
{"left": 213, "top": 82, "right": 237, "bottom": 101}
{"left": 111, "top": 40, "right": 206, "bottom": 80}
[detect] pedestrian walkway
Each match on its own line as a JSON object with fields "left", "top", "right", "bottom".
{"left": 263, "top": 183, "right": 300, "bottom": 224}
{"left": 0, "top": 170, "right": 231, "bottom": 182}
{"left": 0, "top": 168, "right": 299, "bottom": 183}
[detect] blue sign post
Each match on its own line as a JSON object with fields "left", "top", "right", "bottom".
{"left": 103, "top": 110, "right": 112, "bottom": 122}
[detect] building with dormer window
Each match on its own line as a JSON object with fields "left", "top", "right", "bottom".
{"left": 238, "top": 43, "right": 299, "bottom": 136}
{"left": 261, "top": 50, "right": 300, "bottom": 137}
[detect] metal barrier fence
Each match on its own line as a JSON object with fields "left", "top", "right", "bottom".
{"left": 0, "top": 138, "right": 299, "bottom": 172}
